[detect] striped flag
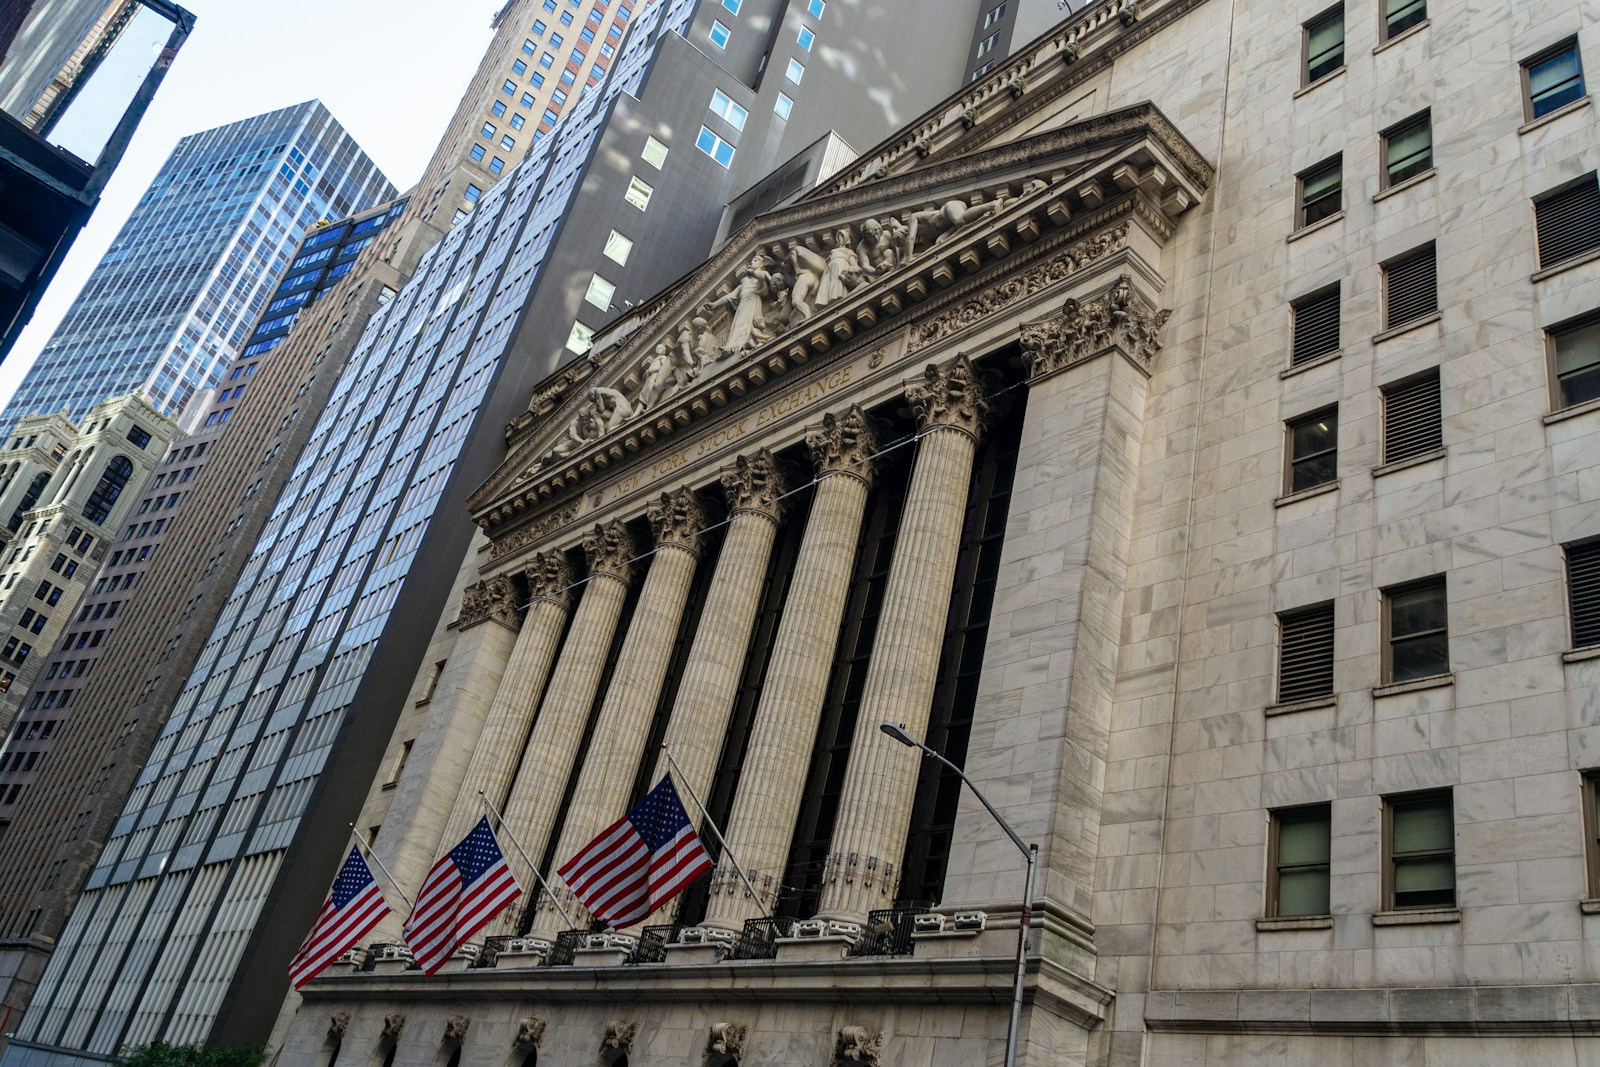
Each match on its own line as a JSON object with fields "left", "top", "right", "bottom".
{"left": 557, "top": 774, "right": 712, "bottom": 928}
{"left": 288, "top": 845, "right": 390, "bottom": 988}
{"left": 403, "top": 816, "right": 522, "bottom": 973}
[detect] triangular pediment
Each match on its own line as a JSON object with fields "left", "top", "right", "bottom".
{"left": 470, "top": 101, "right": 1211, "bottom": 530}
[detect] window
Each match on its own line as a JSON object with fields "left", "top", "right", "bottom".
{"left": 1534, "top": 174, "right": 1600, "bottom": 269}
{"left": 1550, "top": 312, "right": 1600, "bottom": 409}
{"left": 510, "top": 113, "right": 525, "bottom": 130}
{"left": 501, "top": 79, "right": 516, "bottom": 95}
{"left": 492, "top": 100, "right": 507, "bottom": 117}
{"left": 709, "top": 20, "right": 730, "bottom": 47}
{"left": 542, "top": 108, "right": 559, "bottom": 125}
{"left": 489, "top": 158, "right": 505, "bottom": 175}
{"left": 83, "top": 456, "right": 133, "bottom": 525}
{"left": 1523, "top": 39, "right": 1584, "bottom": 120}
{"left": 1297, "top": 155, "right": 1342, "bottom": 228}
{"left": 775, "top": 92, "right": 794, "bottom": 119}
{"left": 1286, "top": 408, "right": 1337, "bottom": 493}
{"left": 1584, "top": 772, "right": 1600, "bottom": 897}
{"left": 464, "top": 184, "right": 482, "bottom": 203}
{"left": 521, "top": 92, "right": 535, "bottom": 107}
{"left": 585, "top": 274, "right": 616, "bottom": 310}
{"left": 1381, "top": 368, "right": 1442, "bottom": 464}
{"left": 625, "top": 175, "right": 653, "bottom": 210}
{"left": 513, "top": 58, "right": 528, "bottom": 75}
{"left": 807, "top": 0, "right": 825, "bottom": 16}
{"left": 722, "top": 0, "right": 740, "bottom": 10}
{"left": 1382, "top": 243, "right": 1437, "bottom": 330}
{"left": 126, "top": 424, "right": 151, "bottom": 449}
{"left": 1384, "top": 577, "right": 1448, "bottom": 683}
{"left": 798, "top": 25, "right": 815, "bottom": 50}
{"left": 710, "top": 89, "right": 749, "bottom": 130}
{"left": 786, "top": 58, "right": 805, "bottom": 83}
{"left": 1269, "top": 805, "right": 1332, "bottom": 917}
{"left": 1303, "top": 6, "right": 1344, "bottom": 84}
{"left": 550, "top": 32, "right": 563, "bottom": 46}
{"left": 1277, "top": 602, "right": 1334, "bottom": 704}
{"left": 1291, "top": 285, "right": 1340, "bottom": 365}
{"left": 604, "top": 230, "right": 633, "bottom": 264}
{"left": 500, "top": 134, "right": 515, "bottom": 150}
{"left": 1384, "top": 791, "right": 1454, "bottom": 910}
{"left": 1567, "top": 539, "right": 1600, "bottom": 649}
{"left": 978, "top": 31, "right": 999, "bottom": 56}
{"left": 481, "top": 121, "right": 496, "bottom": 137}
{"left": 696, "top": 126, "right": 736, "bottom": 167}
{"left": 641, "top": 136, "right": 668, "bottom": 168}
{"left": 1381, "top": 111, "right": 1432, "bottom": 187}
{"left": 540, "top": 52, "right": 554, "bottom": 67}
{"left": 1381, "top": 0, "right": 1425, "bottom": 40}
{"left": 566, "top": 321, "right": 594, "bottom": 354}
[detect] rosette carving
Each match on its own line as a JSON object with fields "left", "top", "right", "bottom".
{"left": 457, "top": 574, "right": 519, "bottom": 631}
{"left": 645, "top": 488, "right": 707, "bottom": 554}
{"left": 905, "top": 354, "right": 989, "bottom": 438}
{"left": 720, "top": 449, "right": 786, "bottom": 523}
{"left": 805, "top": 405, "right": 878, "bottom": 484}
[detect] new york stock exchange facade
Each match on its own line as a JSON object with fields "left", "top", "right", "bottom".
{"left": 278, "top": 0, "right": 1600, "bottom": 1064}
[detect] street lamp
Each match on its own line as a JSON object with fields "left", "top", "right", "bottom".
{"left": 879, "top": 721, "right": 1038, "bottom": 1067}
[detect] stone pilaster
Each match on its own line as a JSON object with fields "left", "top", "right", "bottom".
{"left": 701, "top": 407, "right": 878, "bottom": 930}
{"left": 532, "top": 488, "right": 707, "bottom": 935}
{"left": 438, "top": 550, "right": 577, "bottom": 848}
{"left": 493, "top": 521, "right": 638, "bottom": 933}
{"left": 815, "top": 356, "right": 988, "bottom": 922}
{"left": 641, "top": 451, "right": 786, "bottom": 925}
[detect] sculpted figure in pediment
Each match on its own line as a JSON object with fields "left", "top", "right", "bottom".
{"left": 704, "top": 252, "right": 778, "bottom": 358}
{"left": 905, "top": 190, "right": 1007, "bottom": 257}
{"left": 855, "top": 217, "right": 903, "bottom": 279}
{"left": 815, "top": 226, "right": 865, "bottom": 306}
{"left": 784, "top": 239, "right": 825, "bottom": 322}
{"left": 589, "top": 385, "right": 634, "bottom": 432}
{"left": 639, "top": 342, "right": 688, "bottom": 409}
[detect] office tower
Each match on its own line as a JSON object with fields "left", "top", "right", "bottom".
{"left": 0, "top": 0, "right": 194, "bottom": 363}
{"left": 240, "top": 0, "right": 1600, "bottom": 1064}
{"left": 2, "top": 0, "right": 997, "bottom": 1059}
{"left": 0, "top": 101, "right": 394, "bottom": 429}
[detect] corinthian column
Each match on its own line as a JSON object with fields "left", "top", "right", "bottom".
{"left": 641, "top": 451, "right": 785, "bottom": 925}
{"left": 494, "top": 522, "right": 638, "bottom": 933}
{"left": 439, "top": 550, "right": 576, "bottom": 848}
{"left": 815, "top": 355, "right": 988, "bottom": 923}
{"left": 530, "top": 488, "right": 707, "bottom": 936}
{"left": 700, "top": 406, "right": 878, "bottom": 932}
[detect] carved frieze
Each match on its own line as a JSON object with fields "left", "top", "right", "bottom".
{"left": 832, "top": 1026, "right": 881, "bottom": 1066}
{"left": 583, "top": 520, "right": 640, "bottom": 584}
{"left": 646, "top": 487, "right": 707, "bottom": 554}
{"left": 486, "top": 501, "right": 580, "bottom": 558}
{"left": 805, "top": 405, "right": 879, "bottom": 484}
{"left": 523, "top": 550, "right": 577, "bottom": 610}
{"left": 514, "top": 1018, "right": 547, "bottom": 1050}
{"left": 1020, "top": 273, "right": 1171, "bottom": 379}
{"left": 721, "top": 449, "right": 786, "bottom": 523}
{"left": 457, "top": 575, "right": 519, "bottom": 631}
{"left": 906, "top": 354, "right": 989, "bottom": 438}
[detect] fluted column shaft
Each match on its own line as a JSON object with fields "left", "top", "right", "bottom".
{"left": 817, "top": 357, "right": 988, "bottom": 922}
{"left": 493, "top": 522, "right": 638, "bottom": 934}
{"left": 439, "top": 551, "right": 576, "bottom": 849}
{"left": 702, "top": 407, "right": 878, "bottom": 930}
{"left": 531, "top": 488, "right": 706, "bottom": 936}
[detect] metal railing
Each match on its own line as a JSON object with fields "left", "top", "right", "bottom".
{"left": 625, "top": 924, "right": 680, "bottom": 964}
{"left": 728, "top": 917, "right": 786, "bottom": 961}
{"left": 846, "top": 908, "right": 920, "bottom": 958}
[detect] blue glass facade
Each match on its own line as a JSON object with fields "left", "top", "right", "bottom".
{"left": 0, "top": 102, "right": 394, "bottom": 431}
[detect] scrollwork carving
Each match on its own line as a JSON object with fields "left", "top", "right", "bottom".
{"left": 514, "top": 1018, "right": 547, "bottom": 1050}
{"left": 523, "top": 550, "right": 577, "bottom": 609}
{"left": 905, "top": 354, "right": 989, "bottom": 438}
{"left": 646, "top": 488, "right": 707, "bottom": 553}
{"left": 457, "top": 574, "right": 519, "bottom": 631}
{"left": 327, "top": 1014, "right": 351, "bottom": 1039}
{"left": 805, "top": 405, "right": 879, "bottom": 484}
{"left": 443, "top": 1016, "right": 470, "bottom": 1043}
{"left": 602, "top": 1020, "right": 638, "bottom": 1052}
{"left": 831, "top": 1026, "right": 881, "bottom": 1066}
{"left": 381, "top": 1014, "right": 406, "bottom": 1042}
{"left": 583, "top": 520, "right": 640, "bottom": 584}
{"left": 1020, "top": 273, "right": 1171, "bottom": 378}
{"left": 720, "top": 449, "right": 786, "bottom": 522}
{"left": 706, "top": 1022, "right": 747, "bottom": 1060}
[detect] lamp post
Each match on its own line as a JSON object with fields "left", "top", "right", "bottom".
{"left": 879, "top": 721, "right": 1037, "bottom": 1067}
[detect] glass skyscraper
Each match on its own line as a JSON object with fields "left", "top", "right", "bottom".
{"left": 0, "top": 101, "right": 394, "bottom": 430}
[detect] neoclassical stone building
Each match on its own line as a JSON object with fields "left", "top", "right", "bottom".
{"left": 278, "top": 0, "right": 1600, "bottom": 1064}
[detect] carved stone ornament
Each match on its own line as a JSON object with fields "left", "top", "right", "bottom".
{"left": 487, "top": 501, "right": 580, "bottom": 559}
{"left": 524, "top": 550, "right": 577, "bottom": 609}
{"left": 457, "top": 574, "right": 520, "bottom": 631}
{"left": 381, "top": 1014, "right": 407, "bottom": 1042}
{"left": 602, "top": 1020, "right": 639, "bottom": 1052}
{"left": 805, "top": 405, "right": 879, "bottom": 483}
{"left": 443, "top": 1017, "right": 471, "bottom": 1043}
{"left": 721, "top": 449, "right": 786, "bottom": 522}
{"left": 514, "top": 1018, "right": 547, "bottom": 1050}
{"left": 327, "top": 1013, "right": 351, "bottom": 1039}
{"left": 1020, "top": 273, "right": 1172, "bottom": 379}
{"left": 706, "top": 1022, "right": 747, "bottom": 1059}
{"left": 906, "top": 354, "right": 989, "bottom": 438}
{"left": 582, "top": 520, "right": 640, "bottom": 584}
{"left": 646, "top": 487, "right": 707, "bottom": 553}
{"left": 831, "top": 1025, "right": 881, "bottom": 1066}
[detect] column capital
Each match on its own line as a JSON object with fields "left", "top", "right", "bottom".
{"left": 720, "top": 448, "right": 787, "bottom": 524}
{"left": 905, "top": 353, "right": 989, "bottom": 439}
{"left": 1020, "top": 273, "right": 1171, "bottom": 380}
{"left": 646, "top": 487, "right": 707, "bottom": 555}
{"left": 522, "top": 550, "right": 577, "bottom": 610}
{"left": 582, "top": 520, "right": 640, "bottom": 584}
{"left": 805, "top": 405, "right": 878, "bottom": 485}
{"left": 458, "top": 574, "right": 520, "bottom": 631}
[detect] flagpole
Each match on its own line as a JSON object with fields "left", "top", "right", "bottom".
{"left": 660, "top": 745, "right": 772, "bottom": 921}
{"left": 348, "top": 823, "right": 413, "bottom": 910}
{"left": 478, "top": 791, "right": 577, "bottom": 930}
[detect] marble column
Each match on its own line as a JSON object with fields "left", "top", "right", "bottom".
{"left": 493, "top": 521, "right": 638, "bottom": 934}
{"left": 438, "top": 550, "right": 576, "bottom": 849}
{"left": 530, "top": 487, "right": 707, "bottom": 936}
{"left": 815, "top": 355, "right": 989, "bottom": 923}
{"left": 641, "top": 451, "right": 785, "bottom": 925}
{"left": 700, "top": 406, "right": 879, "bottom": 931}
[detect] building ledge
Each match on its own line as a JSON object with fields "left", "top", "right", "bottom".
{"left": 1275, "top": 481, "right": 1338, "bottom": 508}
{"left": 1580, "top": 898, "right": 1600, "bottom": 914}
{"left": 1287, "top": 211, "right": 1344, "bottom": 244}
{"left": 1372, "top": 673, "right": 1453, "bottom": 698}
{"left": 1265, "top": 695, "right": 1336, "bottom": 717}
{"left": 1256, "top": 915, "right": 1333, "bottom": 931}
{"left": 1280, "top": 349, "right": 1341, "bottom": 379}
{"left": 1565, "top": 646, "right": 1600, "bottom": 664}
{"left": 1373, "top": 168, "right": 1435, "bottom": 203}
{"left": 1294, "top": 67, "right": 1345, "bottom": 99}
{"left": 1373, "top": 19, "right": 1429, "bottom": 54}
{"left": 1372, "top": 311, "right": 1441, "bottom": 345}
{"left": 1373, "top": 907, "right": 1460, "bottom": 926}
{"left": 1520, "top": 95, "right": 1591, "bottom": 136}
{"left": 1533, "top": 244, "right": 1600, "bottom": 283}
{"left": 1546, "top": 396, "right": 1600, "bottom": 426}
{"left": 1373, "top": 447, "right": 1445, "bottom": 478}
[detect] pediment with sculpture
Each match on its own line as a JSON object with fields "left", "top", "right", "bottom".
{"left": 471, "top": 101, "right": 1212, "bottom": 532}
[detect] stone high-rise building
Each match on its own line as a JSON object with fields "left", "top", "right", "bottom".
{"left": 231, "top": 0, "right": 1600, "bottom": 1065}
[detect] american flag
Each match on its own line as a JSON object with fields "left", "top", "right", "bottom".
{"left": 287, "top": 845, "right": 390, "bottom": 989}
{"left": 557, "top": 774, "right": 712, "bottom": 928}
{"left": 403, "top": 816, "right": 522, "bottom": 973}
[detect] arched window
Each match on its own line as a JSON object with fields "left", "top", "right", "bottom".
{"left": 82, "top": 455, "right": 133, "bottom": 525}
{"left": 8, "top": 471, "right": 50, "bottom": 531}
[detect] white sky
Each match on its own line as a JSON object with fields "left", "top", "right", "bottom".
{"left": 0, "top": 0, "right": 502, "bottom": 411}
